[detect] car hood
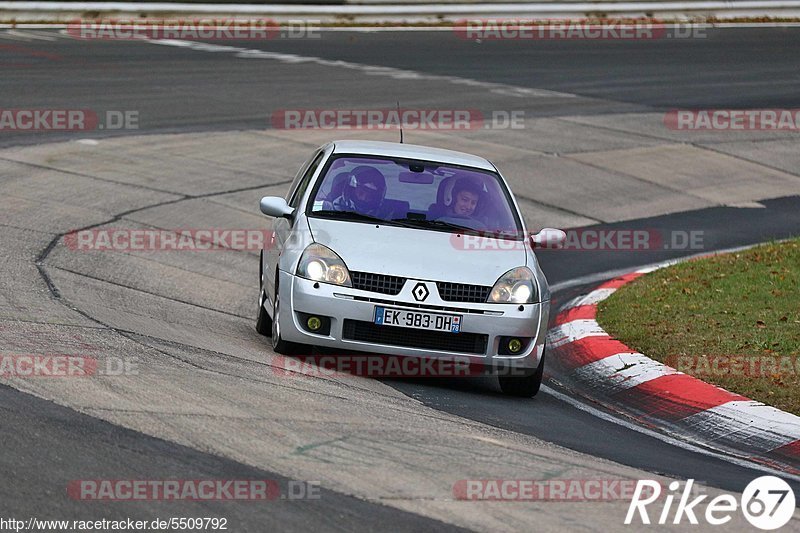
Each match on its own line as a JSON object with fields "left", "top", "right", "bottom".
{"left": 306, "top": 217, "right": 527, "bottom": 285}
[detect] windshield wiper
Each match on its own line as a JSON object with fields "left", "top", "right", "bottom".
{"left": 390, "top": 217, "right": 474, "bottom": 233}
{"left": 312, "top": 210, "right": 397, "bottom": 226}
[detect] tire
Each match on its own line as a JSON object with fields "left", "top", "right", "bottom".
{"left": 256, "top": 256, "right": 272, "bottom": 336}
{"left": 270, "top": 285, "right": 306, "bottom": 355}
{"left": 256, "top": 288, "right": 272, "bottom": 336}
{"left": 498, "top": 350, "right": 545, "bottom": 397}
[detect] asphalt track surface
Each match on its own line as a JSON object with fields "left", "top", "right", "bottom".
{"left": 1, "top": 27, "right": 800, "bottom": 530}
{"left": 3, "top": 26, "right": 800, "bottom": 147}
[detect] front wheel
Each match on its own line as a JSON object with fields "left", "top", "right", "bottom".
{"left": 256, "top": 253, "right": 272, "bottom": 336}
{"left": 256, "top": 288, "right": 272, "bottom": 336}
{"left": 498, "top": 350, "right": 545, "bottom": 397}
{"left": 271, "top": 289, "right": 306, "bottom": 355}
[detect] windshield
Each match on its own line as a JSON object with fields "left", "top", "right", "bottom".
{"left": 307, "top": 155, "right": 522, "bottom": 237}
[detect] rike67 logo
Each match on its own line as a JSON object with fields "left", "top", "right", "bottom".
{"left": 626, "top": 477, "right": 796, "bottom": 530}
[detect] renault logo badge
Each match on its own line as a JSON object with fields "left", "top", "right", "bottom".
{"left": 412, "top": 283, "right": 429, "bottom": 302}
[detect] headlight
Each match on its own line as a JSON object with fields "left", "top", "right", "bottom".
{"left": 296, "top": 244, "right": 352, "bottom": 287}
{"left": 487, "top": 267, "right": 538, "bottom": 304}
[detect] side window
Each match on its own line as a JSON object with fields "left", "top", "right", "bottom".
{"left": 288, "top": 152, "right": 324, "bottom": 208}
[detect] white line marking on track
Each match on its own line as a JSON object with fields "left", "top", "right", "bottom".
{"left": 5, "top": 29, "right": 57, "bottom": 41}
{"left": 541, "top": 384, "right": 800, "bottom": 483}
{"left": 0, "top": 30, "right": 32, "bottom": 41}
{"left": 147, "top": 38, "right": 577, "bottom": 99}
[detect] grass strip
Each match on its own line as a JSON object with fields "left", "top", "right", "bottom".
{"left": 598, "top": 239, "right": 800, "bottom": 415}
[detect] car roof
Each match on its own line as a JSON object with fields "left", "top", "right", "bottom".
{"left": 329, "top": 140, "right": 496, "bottom": 172}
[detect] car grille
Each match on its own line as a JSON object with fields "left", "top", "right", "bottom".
{"left": 350, "top": 271, "right": 406, "bottom": 295}
{"left": 343, "top": 320, "right": 488, "bottom": 355}
{"left": 436, "top": 282, "right": 492, "bottom": 303}
{"left": 351, "top": 296, "right": 488, "bottom": 315}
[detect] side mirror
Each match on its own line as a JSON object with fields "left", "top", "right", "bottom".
{"left": 260, "top": 196, "right": 295, "bottom": 220}
{"left": 531, "top": 228, "right": 567, "bottom": 249}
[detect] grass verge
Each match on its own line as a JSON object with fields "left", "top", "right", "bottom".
{"left": 597, "top": 239, "right": 800, "bottom": 415}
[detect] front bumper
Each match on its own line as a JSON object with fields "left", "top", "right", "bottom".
{"left": 276, "top": 270, "right": 549, "bottom": 369}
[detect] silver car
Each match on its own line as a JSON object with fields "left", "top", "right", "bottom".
{"left": 256, "top": 140, "right": 565, "bottom": 396}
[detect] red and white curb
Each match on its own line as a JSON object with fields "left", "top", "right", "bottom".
{"left": 547, "top": 267, "right": 800, "bottom": 474}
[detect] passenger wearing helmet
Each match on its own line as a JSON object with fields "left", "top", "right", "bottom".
{"left": 433, "top": 176, "right": 487, "bottom": 230}
{"left": 332, "top": 166, "right": 387, "bottom": 216}
{"left": 446, "top": 177, "right": 482, "bottom": 219}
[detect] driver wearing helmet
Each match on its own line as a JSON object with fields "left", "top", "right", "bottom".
{"left": 332, "top": 166, "right": 387, "bottom": 217}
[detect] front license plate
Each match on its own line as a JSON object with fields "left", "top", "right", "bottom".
{"left": 374, "top": 306, "right": 461, "bottom": 333}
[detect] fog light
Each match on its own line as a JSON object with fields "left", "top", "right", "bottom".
{"left": 307, "top": 316, "right": 322, "bottom": 331}
{"left": 508, "top": 338, "right": 523, "bottom": 353}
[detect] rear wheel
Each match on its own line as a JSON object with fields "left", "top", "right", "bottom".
{"left": 498, "top": 350, "right": 545, "bottom": 397}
